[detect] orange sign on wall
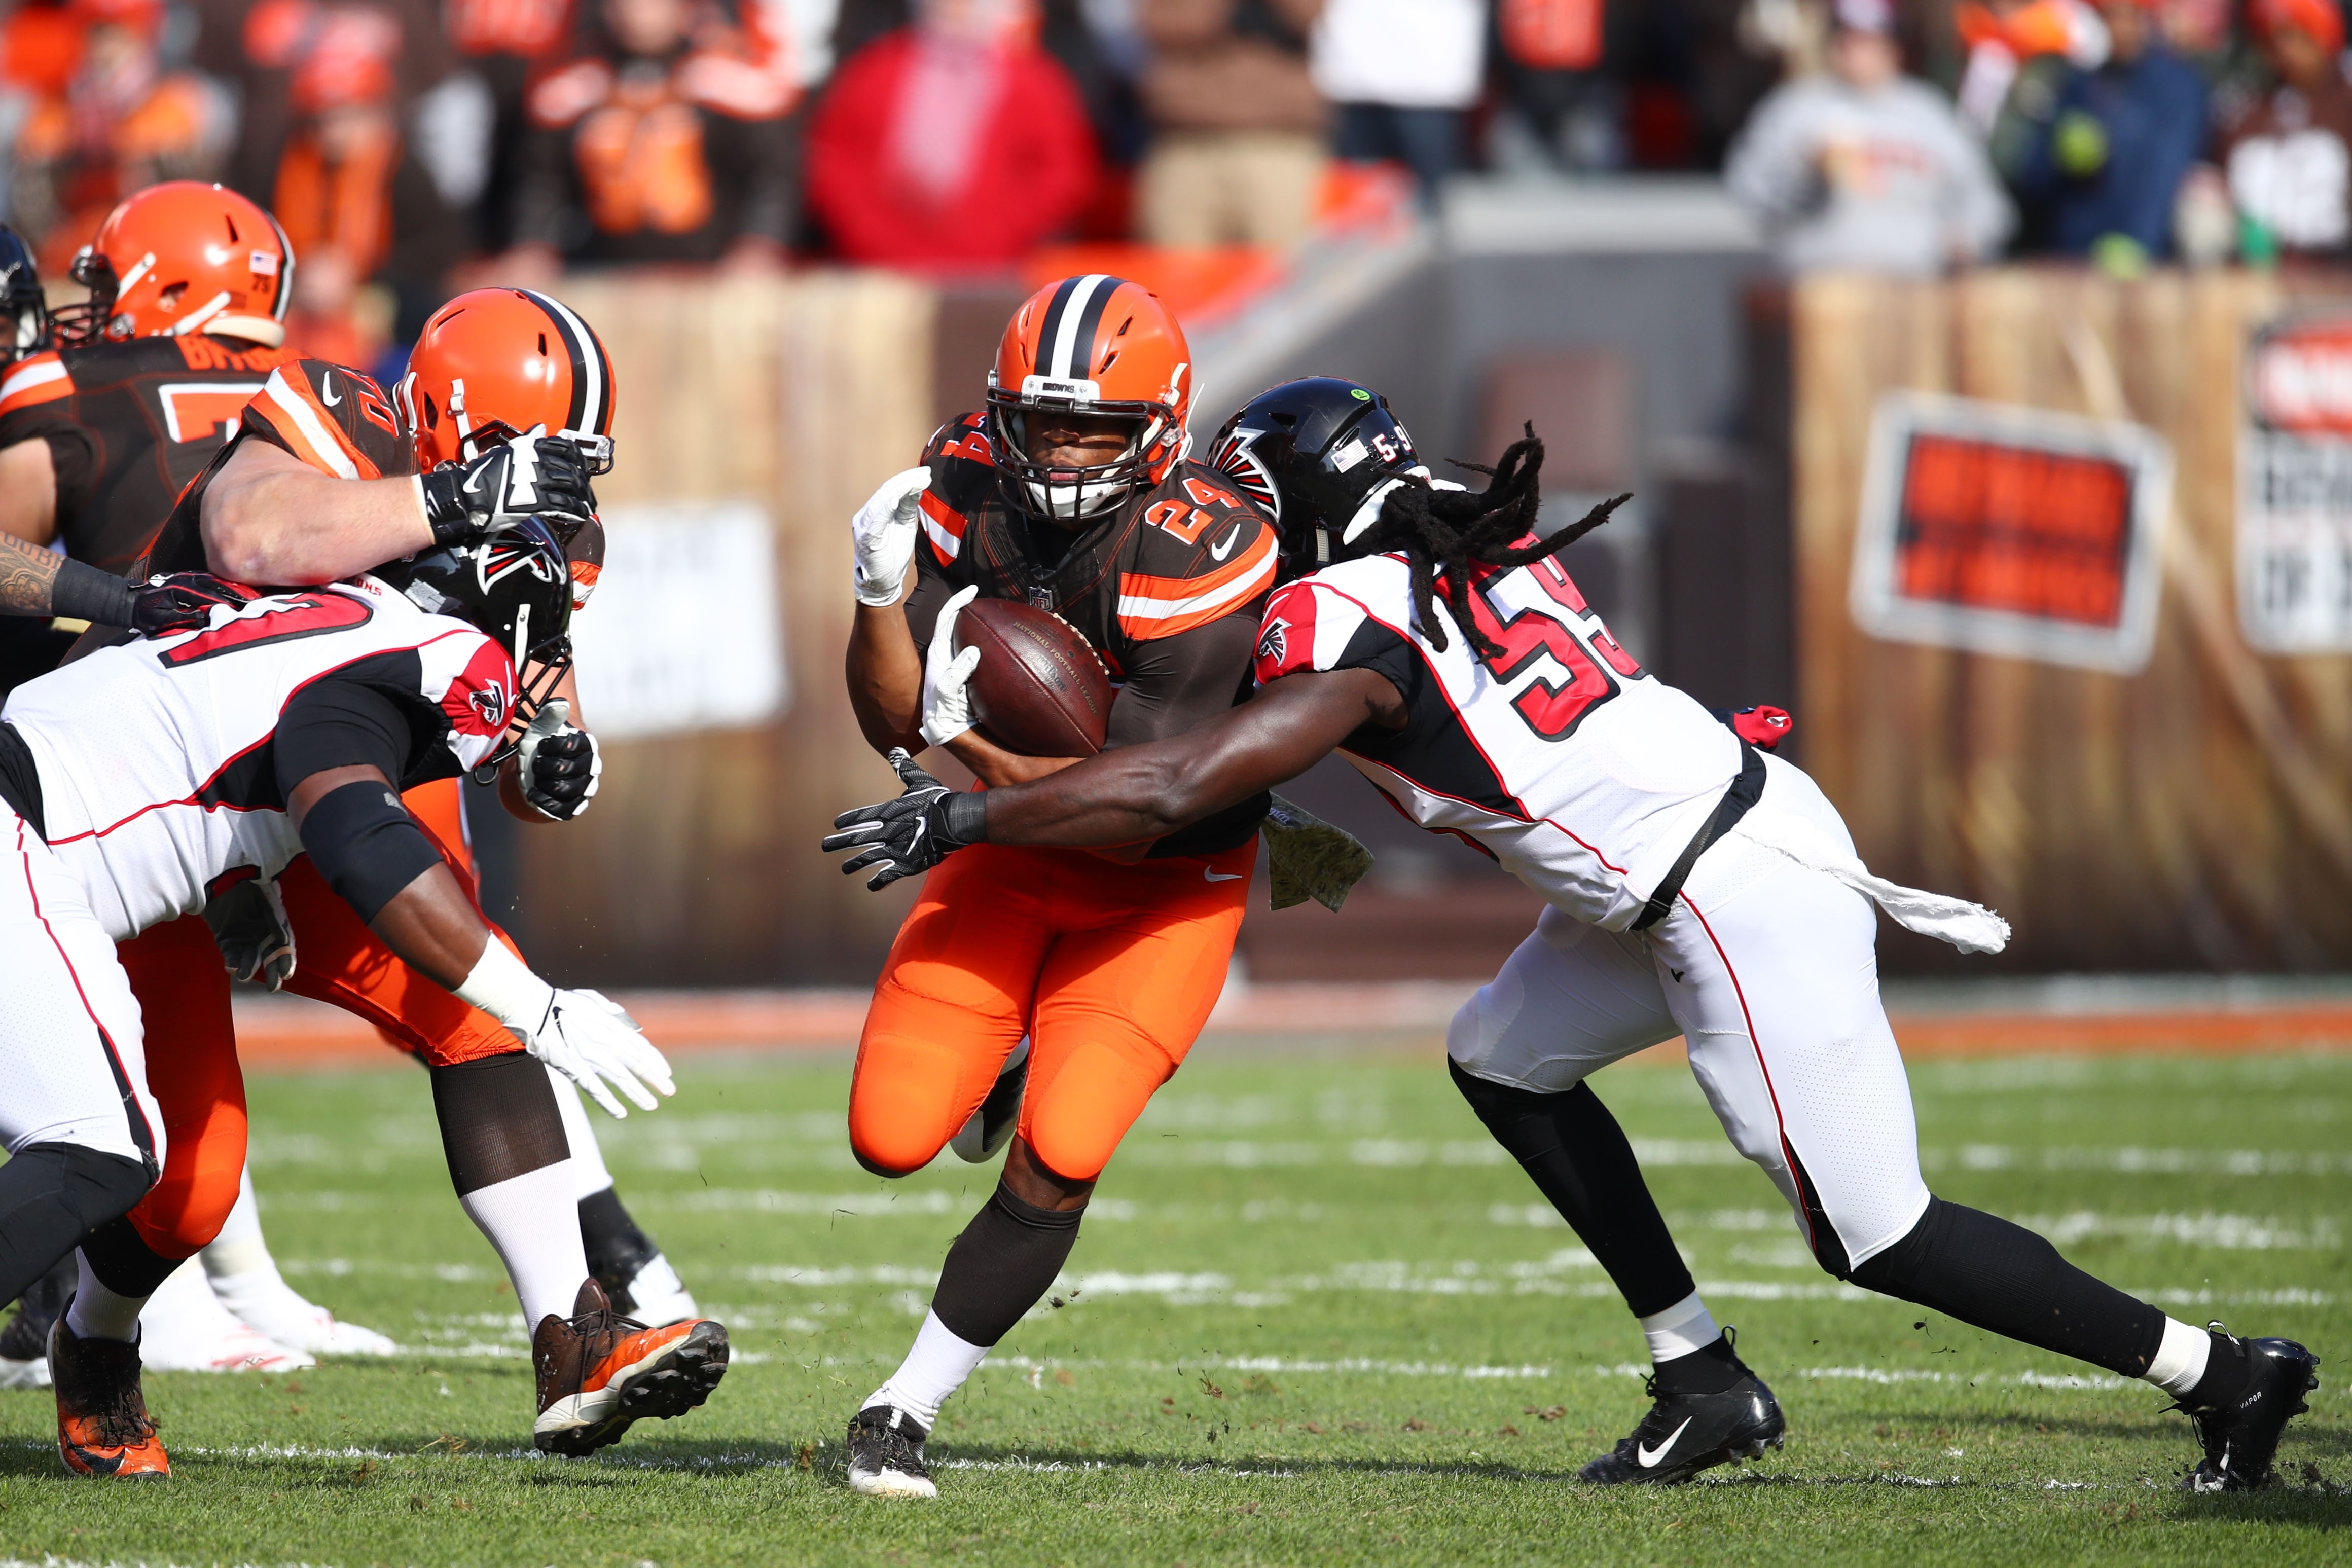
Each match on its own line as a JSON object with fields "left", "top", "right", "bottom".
{"left": 1852, "top": 394, "right": 2170, "bottom": 673}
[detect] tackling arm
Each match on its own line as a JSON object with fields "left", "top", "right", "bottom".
{"left": 201, "top": 440, "right": 436, "bottom": 585}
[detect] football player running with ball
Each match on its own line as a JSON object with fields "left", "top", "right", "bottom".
{"left": 837, "top": 276, "right": 1278, "bottom": 1498}
{"left": 829, "top": 377, "right": 2320, "bottom": 1494}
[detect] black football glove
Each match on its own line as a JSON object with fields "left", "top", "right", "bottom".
{"left": 515, "top": 698, "right": 601, "bottom": 821}
{"left": 821, "top": 748, "right": 989, "bottom": 889}
{"left": 416, "top": 430, "right": 598, "bottom": 549}
{"left": 130, "top": 572, "right": 258, "bottom": 637}
{"left": 201, "top": 873, "right": 296, "bottom": 991}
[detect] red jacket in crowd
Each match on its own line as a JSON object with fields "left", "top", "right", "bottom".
{"left": 805, "top": 25, "right": 1097, "bottom": 270}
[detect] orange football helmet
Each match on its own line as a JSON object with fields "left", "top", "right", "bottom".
{"left": 397, "top": 287, "right": 618, "bottom": 607}
{"left": 987, "top": 275, "right": 1192, "bottom": 523}
{"left": 52, "top": 183, "right": 293, "bottom": 348}
{"left": 397, "top": 287, "right": 617, "bottom": 472}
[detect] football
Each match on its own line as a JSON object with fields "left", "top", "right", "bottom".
{"left": 954, "top": 597, "right": 1112, "bottom": 757}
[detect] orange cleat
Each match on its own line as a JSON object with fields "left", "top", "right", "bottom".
{"left": 50, "top": 1317, "right": 169, "bottom": 1479}
{"left": 531, "top": 1278, "right": 728, "bottom": 1456}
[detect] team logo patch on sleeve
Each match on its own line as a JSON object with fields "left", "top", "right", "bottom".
{"left": 1256, "top": 618, "right": 1288, "bottom": 668}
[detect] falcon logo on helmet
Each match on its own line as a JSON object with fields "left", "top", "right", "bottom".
{"left": 51, "top": 183, "right": 294, "bottom": 349}
{"left": 986, "top": 274, "right": 1195, "bottom": 526}
{"left": 373, "top": 516, "right": 574, "bottom": 771}
{"left": 1211, "top": 377, "right": 1432, "bottom": 579}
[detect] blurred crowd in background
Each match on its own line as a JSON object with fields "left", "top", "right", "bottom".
{"left": 3, "top": 0, "right": 2349, "bottom": 379}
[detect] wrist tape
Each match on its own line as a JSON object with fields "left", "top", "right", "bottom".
{"left": 453, "top": 937, "right": 556, "bottom": 1036}
{"left": 937, "top": 790, "right": 988, "bottom": 849}
{"left": 51, "top": 559, "right": 135, "bottom": 626}
{"left": 300, "top": 780, "right": 443, "bottom": 923}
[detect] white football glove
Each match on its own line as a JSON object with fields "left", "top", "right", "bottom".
{"left": 453, "top": 942, "right": 674, "bottom": 1119}
{"left": 851, "top": 466, "right": 933, "bottom": 607}
{"left": 919, "top": 584, "right": 982, "bottom": 747}
{"left": 515, "top": 698, "right": 601, "bottom": 821}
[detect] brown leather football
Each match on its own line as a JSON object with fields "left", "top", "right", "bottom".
{"left": 954, "top": 598, "right": 1112, "bottom": 756}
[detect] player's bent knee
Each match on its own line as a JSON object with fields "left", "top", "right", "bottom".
{"left": 1843, "top": 1195, "right": 1944, "bottom": 1292}
{"left": 846, "top": 1114, "right": 953, "bottom": 1180}
{"left": 1019, "top": 1121, "right": 1114, "bottom": 1185}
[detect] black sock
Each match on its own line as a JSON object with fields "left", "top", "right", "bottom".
{"left": 79, "top": 1216, "right": 182, "bottom": 1301}
{"left": 1448, "top": 1061, "right": 1696, "bottom": 1318}
{"left": 1652, "top": 1333, "right": 1746, "bottom": 1396}
{"left": 2184, "top": 1331, "right": 2255, "bottom": 1409}
{"left": 429, "top": 1053, "right": 569, "bottom": 1194}
{"left": 579, "top": 1186, "right": 660, "bottom": 1285}
{"left": 1847, "top": 1197, "right": 2166, "bottom": 1378}
{"left": 0, "top": 1143, "right": 151, "bottom": 1305}
{"left": 928, "top": 1183, "right": 1084, "bottom": 1347}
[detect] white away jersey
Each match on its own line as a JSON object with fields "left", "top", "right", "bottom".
{"left": 2, "top": 579, "right": 514, "bottom": 940}
{"left": 1252, "top": 550, "right": 1740, "bottom": 928}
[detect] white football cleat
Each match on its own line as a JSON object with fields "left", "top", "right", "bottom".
{"left": 135, "top": 1260, "right": 315, "bottom": 1374}
{"left": 206, "top": 1268, "right": 399, "bottom": 1357}
{"left": 0, "top": 1353, "right": 50, "bottom": 1390}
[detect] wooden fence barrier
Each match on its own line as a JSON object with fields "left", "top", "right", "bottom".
{"left": 1795, "top": 268, "right": 2352, "bottom": 971}
{"left": 512, "top": 272, "right": 935, "bottom": 985}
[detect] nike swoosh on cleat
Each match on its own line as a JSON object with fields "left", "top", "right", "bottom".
{"left": 1210, "top": 525, "right": 1242, "bottom": 561}
{"left": 1204, "top": 869, "right": 1244, "bottom": 882}
{"left": 1638, "top": 1417, "right": 1693, "bottom": 1468}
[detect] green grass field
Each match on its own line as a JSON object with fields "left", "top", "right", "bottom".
{"left": 2, "top": 1042, "right": 2347, "bottom": 1566}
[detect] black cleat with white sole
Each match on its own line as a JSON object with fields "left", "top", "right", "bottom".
{"left": 847, "top": 1404, "right": 938, "bottom": 1498}
{"left": 1577, "top": 1369, "right": 1785, "bottom": 1486}
{"left": 2178, "top": 1330, "right": 2319, "bottom": 1493}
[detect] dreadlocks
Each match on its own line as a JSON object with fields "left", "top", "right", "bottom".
{"left": 1355, "top": 427, "right": 1631, "bottom": 659}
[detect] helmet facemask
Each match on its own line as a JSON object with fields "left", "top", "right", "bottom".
{"left": 48, "top": 249, "right": 120, "bottom": 349}
{"left": 987, "top": 385, "right": 1172, "bottom": 529}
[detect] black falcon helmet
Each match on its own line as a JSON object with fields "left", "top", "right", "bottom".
{"left": 1208, "top": 377, "right": 1431, "bottom": 578}
{"left": 373, "top": 517, "right": 574, "bottom": 770}
{"left": 0, "top": 225, "right": 49, "bottom": 367}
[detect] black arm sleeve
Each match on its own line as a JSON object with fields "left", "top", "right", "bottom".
{"left": 275, "top": 673, "right": 450, "bottom": 923}
{"left": 1106, "top": 612, "right": 1271, "bottom": 857}
{"left": 273, "top": 666, "right": 459, "bottom": 796}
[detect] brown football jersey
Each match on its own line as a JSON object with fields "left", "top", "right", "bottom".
{"left": 904, "top": 409, "right": 1280, "bottom": 857}
{"left": 0, "top": 335, "right": 294, "bottom": 576}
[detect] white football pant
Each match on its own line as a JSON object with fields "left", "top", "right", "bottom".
{"left": 0, "top": 811, "right": 163, "bottom": 1169}
{"left": 1449, "top": 753, "right": 1932, "bottom": 1271}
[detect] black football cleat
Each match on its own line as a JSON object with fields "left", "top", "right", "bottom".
{"left": 1577, "top": 1360, "right": 1785, "bottom": 1486}
{"left": 846, "top": 1404, "right": 937, "bottom": 1498}
{"left": 951, "top": 1040, "right": 1028, "bottom": 1164}
{"left": 2177, "top": 1328, "right": 2319, "bottom": 1492}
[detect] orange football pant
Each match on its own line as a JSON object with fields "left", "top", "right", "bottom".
{"left": 849, "top": 837, "right": 1255, "bottom": 1184}
{"left": 118, "top": 780, "right": 525, "bottom": 1260}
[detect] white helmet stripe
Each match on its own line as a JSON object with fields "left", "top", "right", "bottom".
{"left": 533, "top": 290, "right": 605, "bottom": 435}
{"left": 1047, "top": 273, "right": 1110, "bottom": 382}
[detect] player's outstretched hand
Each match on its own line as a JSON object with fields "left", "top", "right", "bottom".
{"left": 919, "top": 584, "right": 982, "bottom": 746}
{"left": 529, "top": 989, "right": 675, "bottom": 1119}
{"left": 516, "top": 698, "right": 601, "bottom": 820}
{"left": 822, "top": 748, "right": 988, "bottom": 890}
{"left": 131, "top": 572, "right": 258, "bottom": 638}
{"left": 851, "top": 465, "right": 933, "bottom": 607}
{"left": 417, "top": 426, "right": 599, "bottom": 548}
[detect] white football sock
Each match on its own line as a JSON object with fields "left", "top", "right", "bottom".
{"left": 200, "top": 1168, "right": 276, "bottom": 1282}
{"left": 863, "top": 1310, "right": 990, "bottom": 1432}
{"left": 67, "top": 1253, "right": 148, "bottom": 1343}
{"left": 1639, "top": 1289, "right": 1722, "bottom": 1363}
{"left": 2144, "top": 1315, "right": 2213, "bottom": 1396}
{"left": 549, "top": 1068, "right": 616, "bottom": 1199}
{"left": 458, "top": 1161, "right": 589, "bottom": 1328}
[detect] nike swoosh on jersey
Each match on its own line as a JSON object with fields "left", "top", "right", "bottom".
{"left": 1204, "top": 869, "right": 1244, "bottom": 882}
{"left": 1638, "top": 1416, "right": 1694, "bottom": 1468}
{"left": 1210, "top": 525, "right": 1242, "bottom": 561}
{"left": 319, "top": 373, "right": 341, "bottom": 406}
